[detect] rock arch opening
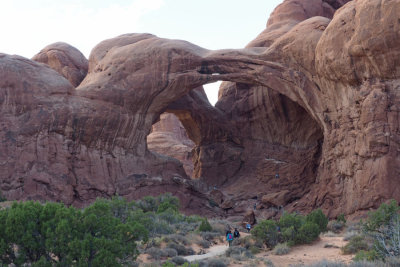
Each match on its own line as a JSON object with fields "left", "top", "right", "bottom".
{"left": 147, "top": 112, "right": 196, "bottom": 178}
{"left": 203, "top": 81, "right": 222, "bottom": 106}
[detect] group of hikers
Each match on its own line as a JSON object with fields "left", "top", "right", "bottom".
{"left": 226, "top": 223, "right": 252, "bottom": 247}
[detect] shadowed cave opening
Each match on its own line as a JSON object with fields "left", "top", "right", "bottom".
{"left": 147, "top": 112, "right": 196, "bottom": 178}
{"left": 198, "top": 82, "right": 325, "bottom": 208}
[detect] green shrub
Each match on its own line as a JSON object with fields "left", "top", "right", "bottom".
{"left": 164, "top": 234, "right": 190, "bottom": 246}
{"left": 252, "top": 219, "right": 278, "bottom": 248}
{"left": 200, "top": 231, "right": 219, "bottom": 241}
{"left": 341, "top": 235, "right": 369, "bottom": 254}
{"left": 174, "top": 221, "right": 198, "bottom": 234}
{"left": 136, "top": 196, "right": 158, "bottom": 212}
{"left": 281, "top": 226, "right": 296, "bottom": 246}
{"left": 279, "top": 212, "right": 304, "bottom": 231}
{"left": 343, "top": 230, "right": 358, "bottom": 241}
{"left": 249, "top": 245, "right": 261, "bottom": 254}
{"left": 162, "top": 261, "right": 175, "bottom": 267}
{"left": 198, "top": 218, "right": 212, "bottom": 232}
{"left": 171, "top": 256, "right": 188, "bottom": 265}
{"left": 225, "top": 247, "right": 253, "bottom": 260}
{"left": 146, "top": 247, "right": 164, "bottom": 260}
{"left": 353, "top": 250, "right": 379, "bottom": 262}
{"left": 158, "top": 209, "right": 184, "bottom": 224}
{"left": 306, "top": 209, "right": 328, "bottom": 232}
{"left": 362, "top": 200, "right": 400, "bottom": 260}
{"left": 197, "top": 239, "right": 211, "bottom": 248}
{"left": 273, "top": 243, "right": 290, "bottom": 255}
{"left": 277, "top": 210, "right": 323, "bottom": 246}
{"left": 263, "top": 258, "right": 276, "bottom": 267}
{"left": 163, "top": 248, "right": 179, "bottom": 257}
{"left": 337, "top": 213, "right": 346, "bottom": 224}
{"left": 363, "top": 200, "right": 399, "bottom": 232}
{"left": 135, "top": 193, "right": 180, "bottom": 214}
{"left": 298, "top": 221, "right": 320, "bottom": 244}
{"left": 167, "top": 243, "right": 194, "bottom": 256}
{"left": 0, "top": 200, "right": 143, "bottom": 266}
{"left": 157, "top": 194, "right": 180, "bottom": 213}
{"left": 279, "top": 212, "right": 305, "bottom": 245}
{"left": 185, "top": 214, "right": 204, "bottom": 223}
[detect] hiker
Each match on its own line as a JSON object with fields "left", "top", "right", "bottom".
{"left": 275, "top": 173, "right": 279, "bottom": 179}
{"left": 225, "top": 224, "right": 231, "bottom": 236}
{"left": 226, "top": 230, "right": 233, "bottom": 247}
{"left": 253, "top": 202, "right": 257, "bottom": 210}
{"left": 246, "top": 223, "right": 251, "bottom": 233}
{"left": 233, "top": 228, "right": 240, "bottom": 238}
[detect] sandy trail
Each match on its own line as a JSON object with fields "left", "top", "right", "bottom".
{"left": 185, "top": 233, "right": 352, "bottom": 267}
{"left": 263, "top": 235, "right": 353, "bottom": 267}
{"left": 184, "top": 244, "right": 229, "bottom": 262}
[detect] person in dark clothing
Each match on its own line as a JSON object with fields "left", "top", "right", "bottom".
{"left": 233, "top": 228, "right": 240, "bottom": 238}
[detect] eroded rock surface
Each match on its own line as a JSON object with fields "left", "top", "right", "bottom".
{"left": 147, "top": 113, "right": 195, "bottom": 177}
{"left": 32, "top": 42, "right": 88, "bottom": 87}
{"left": 1, "top": 0, "right": 400, "bottom": 218}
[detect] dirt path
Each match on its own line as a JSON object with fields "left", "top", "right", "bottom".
{"left": 263, "top": 235, "right": 353, "bottom": 267}
{"left": 184, "top": 233, "right": 352, "bottom": 266}
{"left": 184, "top": 244, "right": 229, "bottom": 262}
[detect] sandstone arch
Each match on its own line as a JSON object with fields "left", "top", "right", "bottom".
{"left": 1, "top": 0, "right": 400, "bottom": 218}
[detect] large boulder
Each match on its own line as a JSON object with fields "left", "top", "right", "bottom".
{"left": 32, "top": 42, "right": 88, "bottom": 87}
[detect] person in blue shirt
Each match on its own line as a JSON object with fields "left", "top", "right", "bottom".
{"left": 226, "top": 230, "right": 233, "bottom": 247}
{"left": 246, "top": 223, "right": 251, "bottom": 233}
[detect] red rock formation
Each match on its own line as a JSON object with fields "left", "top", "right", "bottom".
{"left": 1, "top": 0, "right": 399, "bottom": 219}
{"left": 32, "top": 42, "right": 88, "bottom": 87}
{"left": 147, "top": 113, "right": 195, "bottom": 177}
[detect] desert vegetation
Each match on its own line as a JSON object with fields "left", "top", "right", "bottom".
{"left": 2, "top": 195, "right": 399, "bottom": 267}
{"left": 252, "top": 209, "right": 328, "bottom": 248}
{"left": 0, "top": 193, "right": 215, "bottom": 266}
{"left": 344, "top": 200, "right": 400, "bottom": 263}
{"left": 294, "top": 200, "right": 400, "bottom": 267}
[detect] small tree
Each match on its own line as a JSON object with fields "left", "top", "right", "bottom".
{"left": 279, "top": 212, "right": 304, "bottom": 245}
{"left": 252, "top": 220, "right": 279, "bottom": 248}
{"left": 306, "top": 209, "right": 328, "bottom": 232}
{"left": 362, "top": 200, "right": 400, "bottom": 260}
{"left": 70, "top": 200, "right": 139, "bottom": 266}
{"left": 298, "top": 221, "right": 320, "bottom": 244}
{"left": 198, "top": 218, "right": 212, "bottom": 232}
{"left": 157, "top": 193, "right": 180, "bottom": 213}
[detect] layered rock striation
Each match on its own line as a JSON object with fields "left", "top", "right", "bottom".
{"left": 1, "top": 0, "right": 399, "bottom": 217}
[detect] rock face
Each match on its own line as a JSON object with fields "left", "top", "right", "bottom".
{"left": 1, "top": 0, "right": 400, "bottom": 218}
{"left": 32, "top": 42, "right": 88, "bottom": 87}
{"left": 147, "top": 113, "right": 195, "bottom": 177}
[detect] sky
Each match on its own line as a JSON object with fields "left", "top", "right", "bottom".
{"left": 0, "top": 0, "right": 282, "bottom": 105}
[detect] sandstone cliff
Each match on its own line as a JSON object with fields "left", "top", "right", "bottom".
{"left": 1, "top": 0, "right": 399, "bottom": 218}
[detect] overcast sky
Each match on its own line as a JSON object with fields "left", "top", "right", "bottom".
{"left": 0, "top": 0, "right": 282, "bottom": 104}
